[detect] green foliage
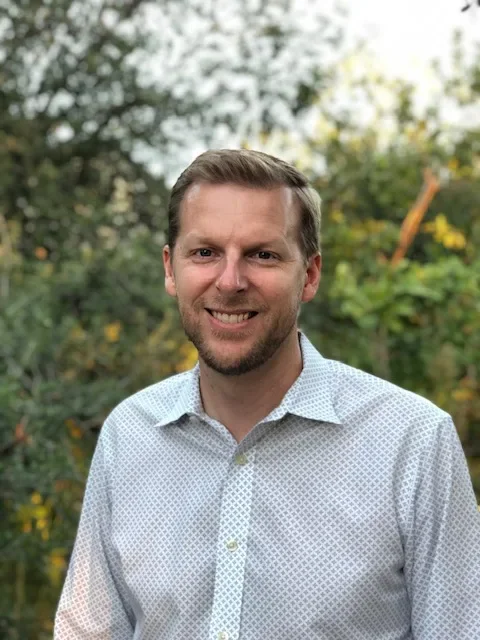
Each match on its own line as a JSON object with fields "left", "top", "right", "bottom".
{"left": 0, "top": 1, "right": 346, "bottom": 635}
{"left": 299, "top": 39, "right": 480, "bottom": 496}
{"left": 1, "top": 2, "right": 479, "bottom": 636}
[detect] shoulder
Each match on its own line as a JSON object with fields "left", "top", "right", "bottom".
{"left": 322, "top": 359, "right": 460, "bottom": 509}
{"left": 324, "top": 358, "right": 449, "bottom": 434}
{"left": 102, "top": 369, "right": 195, "bottom": 436}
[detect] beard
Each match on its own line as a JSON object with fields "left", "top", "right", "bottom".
{"left": 177, "top": 295, "right": 301, "bottom": 376}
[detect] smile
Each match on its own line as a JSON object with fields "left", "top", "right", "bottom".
{"left": 207, "top": 309, "right": 257, "bottom": 324}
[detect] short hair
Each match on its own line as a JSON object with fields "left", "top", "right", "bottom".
{"left": 167, "top": 148, "right": 321, "bottom": 261}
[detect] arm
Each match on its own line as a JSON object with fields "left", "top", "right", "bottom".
{"left": 54, "top": 429, "right": 135, "bottom": 639}
{"left": 405, "top": 416, "right": 480, "bottom": 639}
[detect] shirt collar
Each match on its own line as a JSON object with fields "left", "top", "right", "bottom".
{"left": 280, "top": 332, "right": 341, "bottom": 425}
{"left": 154, "top": 332, "right": 341, "bottom": 428}
{"left": 153, "top": 364, "right": 202, "bottom": 428}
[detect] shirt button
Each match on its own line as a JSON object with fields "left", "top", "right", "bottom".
{"left": 235, "top": 453, "right": 248, "bottom": 465}
{"left": 226, "top": 539, "right": 238, "bottom": 552}
{"left": 218, "top": 632, "right": 229, "bottom": 640}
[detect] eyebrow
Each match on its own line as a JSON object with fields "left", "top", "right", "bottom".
{"left": 183, "top": 235, "right": 288, "bottom": 252}
{"left": 182, "top": 234, "right": 216, "bottom": 246}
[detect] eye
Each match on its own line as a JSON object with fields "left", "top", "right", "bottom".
{"left": 194, "top": 248, "right": 213, "bottom": 258}
{"left": 255, "top": 251, "right": 275, "bottom": 260}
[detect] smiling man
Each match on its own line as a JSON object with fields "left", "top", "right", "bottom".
{"left": 162, "top": 179, "right": 320, "bottom": 441}
{"left": 55, "top": 149, "right": 480, "bottom": 640}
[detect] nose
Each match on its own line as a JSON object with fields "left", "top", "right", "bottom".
{"left": 215, "top": 257, "right": 248, "bottom": 293}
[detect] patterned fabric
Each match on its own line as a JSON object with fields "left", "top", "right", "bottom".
{"left": 54, "top": 333, "right": 480, "bottom": 639}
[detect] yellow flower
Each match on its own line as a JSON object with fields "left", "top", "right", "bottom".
{"left": 441, "top": 229, "right": 466, "bottom": 249}
{"left": 47, "top": 550, "right": 67, "bottom": 586}
{"left": 31, "top": 492, "right": 42, "bottom": 505}
{"left": 423, "top": 214, "right": 466, "bottom": 250}
{"left": 330, "top": 209, "right": 344, "bottom": 223}
{"left": 104, "top": 321, "right": 122, "bottom": 343}
{"left": 36, "top": 518, "right": 48, "bottom": 531}
{"left": 33, "top": 506, "right": 48, "bottom": 520}
{"left": 51, "top": 555, "right": 66, "bottom": 568}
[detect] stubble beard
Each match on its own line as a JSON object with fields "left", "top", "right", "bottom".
{"left": 178, "top": 298, "right": 301, "bottom": 376}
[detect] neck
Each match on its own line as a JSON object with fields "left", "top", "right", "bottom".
{"left": 199, "top": 330, "right": 303, "bottom": 442}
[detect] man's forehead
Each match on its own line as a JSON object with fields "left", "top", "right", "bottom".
{"left": 181, "top": 182, "right": 297, "bottom": 218}
{"left": 176, "top": 183, "right": 302, "bottom": 249}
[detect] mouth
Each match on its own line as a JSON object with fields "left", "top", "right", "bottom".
{"left": 206, "top": 309, "right": 258, "bottom": 325}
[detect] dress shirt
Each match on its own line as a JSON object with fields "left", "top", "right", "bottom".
{"left": 54, "top": 333, "right": 480, "bottom": 639}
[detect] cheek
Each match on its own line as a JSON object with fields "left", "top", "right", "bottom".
{"left": 175, "top": 267, "right": 214, "bottom": 299}
{"left": 252, "top": 271, "right": 303, "bottom": 301}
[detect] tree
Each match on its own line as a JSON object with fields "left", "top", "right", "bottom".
{"left": 0, "top": 1, "right": 345, "bottom": 636}
{"left": 294, "top": 34, "right": 480, "bottom": 495}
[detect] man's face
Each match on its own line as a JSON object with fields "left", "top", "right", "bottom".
{"left": 163, "top": 183, "right": 321, "bottom": 375}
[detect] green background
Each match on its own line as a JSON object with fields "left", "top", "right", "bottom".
{"left": 1, "top": 2, "right": 479, "bottom": 637}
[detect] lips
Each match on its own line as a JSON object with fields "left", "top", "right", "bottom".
{"left": 207, "top": 309, "right": 257, "bottom": 324}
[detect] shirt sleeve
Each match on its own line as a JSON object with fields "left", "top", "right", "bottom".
{"left": 406, "top": 415, "right": 480, "bottom": 639}
{"left": 54, "top": 428, "right": 135, "bottom": 639}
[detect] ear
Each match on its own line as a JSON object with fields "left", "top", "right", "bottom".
{"left": 301, "top": 253, "right": 321, "bottom": 303}
{"left": 163, "top": 245, "right": 177, "bottom": 298}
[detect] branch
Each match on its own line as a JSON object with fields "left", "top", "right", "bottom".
{"left": 391, "top": 168, "right": 440, "bottom": 266}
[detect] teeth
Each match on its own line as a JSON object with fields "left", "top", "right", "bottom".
{"left": 211, "top": 311, "right": 252, "bottom": 324}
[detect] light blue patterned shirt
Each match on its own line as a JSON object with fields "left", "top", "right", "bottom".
{"left": 55, "top": 333, "right": 480, "bottom": 639}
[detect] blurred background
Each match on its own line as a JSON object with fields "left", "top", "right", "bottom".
{"left": 1, "top": 0, "right": 479, "bottom": 637}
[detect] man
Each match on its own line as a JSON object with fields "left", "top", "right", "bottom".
{"left": 55, "top": 149, "right": 480, "bottom": 639}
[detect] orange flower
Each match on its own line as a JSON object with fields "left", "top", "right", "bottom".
{"left": 35, "top": 247, "right": 48, "bottom": 260}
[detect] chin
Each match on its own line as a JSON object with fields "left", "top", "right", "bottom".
{"left": 201, "top": 357, "right": 259, "bottom": 376}
{"left": 183, "top": 314, "right": 297, "bottom": 376}
{"left": 199, "top": 342, "right": 276, "bottom": 376}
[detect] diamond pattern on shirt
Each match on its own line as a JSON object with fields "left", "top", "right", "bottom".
{"left": 207, "top": 444, "right": 256, "bottom": 640}
{"left": 54, "top": 333, "right": 480, "bottom": 640}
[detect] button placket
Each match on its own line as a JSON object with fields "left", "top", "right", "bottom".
{"left": 226, "top": 539, "right": 239, "bottom": 552}
{"left": 208, "top": 447, "right": 256, "bottom": 640}
{"left": 235, "top": 453, "right": 248, "bottom": 466}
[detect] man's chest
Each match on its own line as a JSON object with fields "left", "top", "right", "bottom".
{"left": 110, "top": 429, "right": 411, "bottom": 639}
